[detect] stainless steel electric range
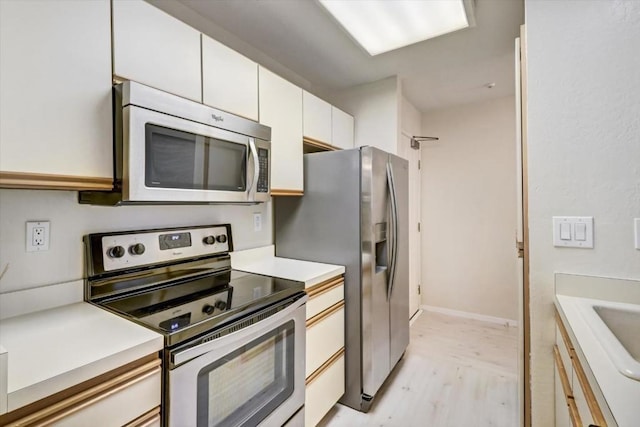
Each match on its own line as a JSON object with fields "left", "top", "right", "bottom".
{"left": 84, "top": 224, "right": 306, "bottom": 427}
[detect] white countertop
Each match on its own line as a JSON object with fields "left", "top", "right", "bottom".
{"left": 556, "top": 294, "right": 640, "bottom": 427}
{"left": 0, "top": 302, "right": 163, "bottom": 413}
{"left": 231, "top": 245, "right": 345, "bottom": 287}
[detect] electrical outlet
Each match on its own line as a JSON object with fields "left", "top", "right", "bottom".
{"left": 26, "top": 221, "right": 50, "bottom": 252}
{"left": 253, "top": 213, "right": 262, "bottom": 232}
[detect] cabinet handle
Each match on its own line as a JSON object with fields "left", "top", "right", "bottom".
{"left": 570, "top": 348, "right": 607, "bottom": 427}
{"left": 306, "top": 300, "right": 344, "bottom": 329}
{"left": 306, "top": 276, "right": 343, "bottom": 299}
{"left": 6, "top": 359, "right": 161, "bottom": 426}
{"left": 555, "top": 309, "right": 574, "bottom": 354}
{"left": 306, "top": 348, "right": 345, "bottom": 386}
{"left": 554, "top": 345, "right": 582, "bottom": 427}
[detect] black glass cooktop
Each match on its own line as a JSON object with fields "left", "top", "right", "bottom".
{"left": 101, "top": 270, "right": 304, "bottom": 346}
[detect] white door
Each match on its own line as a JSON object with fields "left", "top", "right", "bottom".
{"left": 399, "top": 134, "right": 421, "bottom": 318}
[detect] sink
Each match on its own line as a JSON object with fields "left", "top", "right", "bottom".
{"left": 594, "top": 306, "right": 640, "bottom": 362}
{"left": 579, "top": 301, "right": 640, "bottom": 381}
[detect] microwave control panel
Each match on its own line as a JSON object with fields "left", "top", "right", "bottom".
{"left": 257, "top": 148, "right": 269, "bottom": 193}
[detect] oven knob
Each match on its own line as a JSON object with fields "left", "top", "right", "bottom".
{"left": 129, "top": 243, "right": 145, "bottom": 255}
{"left": 203, "top": 236, "right": 216, "bottom": 245}
{"left": 215, "top": 300, "right": 227, "bottom": 311}
{"left": 202, "top": 304, "right": 216, "bottom": 315}
{"left": 107, "top": 245, "right": 125, "bottom": 258}
{"left": 216, "top": 234, "right": 227, "bottom": 244}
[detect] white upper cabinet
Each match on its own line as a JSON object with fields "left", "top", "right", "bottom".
{"left": 303, "top": 91, "right": 332, "bottom": 145}
{"left": 112, "top": 0, "right": 201, "bottom": 102}
{"left": 202, "top": 35, "right": 258, "bottom": 121}
{"left": 0, "top": 0, "right": 113, "bottom": 189}
{"left": 331, "top": 107, "right": 355, "bottom": 150}
{"left": 259, "top": 67, "right": 303, "bottom": 194}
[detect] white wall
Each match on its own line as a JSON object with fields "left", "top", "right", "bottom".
{"left": 0, "top": 189, "right": 272, "bottom": 294}
{"left": 332, "top": 76, "right": 401, "bottom": 155}
{"left": 525, "top": 1, "right": 640, "bottom": 425}
{"left": 420, "top": 96, "right": 518, "bottom": 320}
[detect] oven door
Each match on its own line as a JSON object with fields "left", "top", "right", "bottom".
{"left": 123, "top": 105, "right": 270, "bottom": 204}
{"left": 167, "top": 295, "right": 306, "bottom": 427}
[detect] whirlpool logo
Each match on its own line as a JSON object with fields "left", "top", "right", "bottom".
{"left": 212, "top": 114, "right": 224, "bottom": 122}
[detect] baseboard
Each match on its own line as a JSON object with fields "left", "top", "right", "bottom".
{"left": 421, "top": 304, "right": 518, "bottom": 327}
{"left": 409, "top": 309, "right": 423, "bottom": 326}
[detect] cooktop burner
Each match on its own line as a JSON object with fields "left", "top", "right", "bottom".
{"left": 102, "top": 270, "right": 303, "bottom": 341}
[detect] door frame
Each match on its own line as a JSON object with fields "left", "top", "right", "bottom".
{"left": 399, "top": 132, "right": 422, "bottom": 319}
{"left": 516, "top": 24, "right": 531, "bottom": 427}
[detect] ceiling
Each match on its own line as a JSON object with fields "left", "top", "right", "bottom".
{"left": 175, "top": 0, "right": 524, "bottom": 113}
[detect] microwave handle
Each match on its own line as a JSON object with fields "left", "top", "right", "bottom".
{"left": 248, "top": 138, "right": 259, "bottom": 199}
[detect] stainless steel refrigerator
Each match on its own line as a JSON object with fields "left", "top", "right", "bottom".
{"left": 275, "top": 146, "right": 409, "bottom": 412}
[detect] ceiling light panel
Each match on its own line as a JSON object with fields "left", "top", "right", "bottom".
{"left": 319, "top": 0, "right": 470, "bottom": 56}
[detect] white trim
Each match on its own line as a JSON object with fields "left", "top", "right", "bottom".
{"left": 421, "top": 304, "right": 518, "bottom": 327}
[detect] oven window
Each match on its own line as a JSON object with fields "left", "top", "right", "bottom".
{"left": 196, "top": 320, "right": 295, "bottom": 427}
{"left": 145, "top": 124, "right": 247, "bottom": 191}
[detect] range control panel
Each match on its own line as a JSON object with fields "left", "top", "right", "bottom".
{"left": 97, "top": 225, "right": 230, "bottom": 272}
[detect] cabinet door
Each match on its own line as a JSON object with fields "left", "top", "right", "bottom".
{"left": 331, "top": 107, "right": 355, "bottom": 150}
{"left": 554, "top": 364, "right": 573, "bottom": 427}
{"left": 303, "top": 91, "right": 332, "bottom": 145}
{"left": 305, "top": 352, "right": 345, "bottom": 427}
{"left": 259, "top": 67, "right": 303, "bottom": 194}
{"left": 202, "top": 35, "right": 258, "bottom": 120}
{"left": 112, "top": 0, "right": 201, "bottom": 102}
{"left": 0, "top": 0, "right": 113, "bottom": 188}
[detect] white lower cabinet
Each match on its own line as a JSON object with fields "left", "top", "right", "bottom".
{"left": 305, "top": 353, "right": 345, "bottom": 427}
{"left": 555, "top": 363, "right": 572, "bottom": 427}
{"left": 304, "top": 276, "right": 345, "bottom": 426}
{"left": 0, "top": 356, "right": 161, "bottom": 427}
{"left": 554, "top": 310, "right": 607, "bottom": 427}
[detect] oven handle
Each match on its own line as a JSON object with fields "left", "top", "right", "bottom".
{"left": 171, "top": 295, "right": 307, "bottom": 366}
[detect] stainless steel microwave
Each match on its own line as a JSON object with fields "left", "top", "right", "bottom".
{"left": 80, "top": 81, "right": 271, "bottom": 205}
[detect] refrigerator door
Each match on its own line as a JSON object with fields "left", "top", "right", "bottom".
{"left": 388, "top": 153, "right": 410, "bottom": 369}
{"left": 360, "top": 147, "right": 392, "bottom": 401}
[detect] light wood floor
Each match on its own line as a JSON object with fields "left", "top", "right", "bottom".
{"left": 318, "top": 310, "right": 519, "bottom": 427}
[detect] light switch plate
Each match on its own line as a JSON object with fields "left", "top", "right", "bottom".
{"left": 635, "top": 218, "right": 640, "bottom": 250}
{"left": 553, "top": 216, "right": 593, "bottom": 248}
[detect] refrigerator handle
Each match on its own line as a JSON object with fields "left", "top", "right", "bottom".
{"left": 386, "top": 162, "right": 399, "bottom": 301}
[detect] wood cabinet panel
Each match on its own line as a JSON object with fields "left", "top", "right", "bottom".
{"left": 202, "top": 35, "right": 258, "bottom": 120}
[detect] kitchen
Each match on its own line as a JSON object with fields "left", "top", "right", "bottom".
{"left": 0, "top": 1, "right": 639, "bottom": 427}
